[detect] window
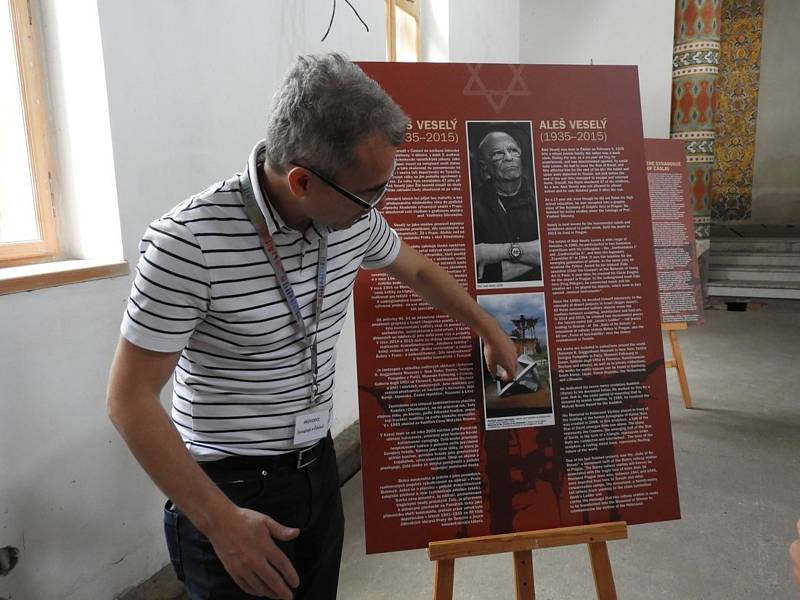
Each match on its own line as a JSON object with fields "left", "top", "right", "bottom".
{"left": 386, "top": 0, "right": 420, "bottom": 62}
{"left": 0, "top": 0, "right": 127, "bottom": 295}
{"left": 1, "top": 0, "right": 58, "bottom": 267}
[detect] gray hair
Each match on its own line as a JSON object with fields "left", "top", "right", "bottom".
{"left": 265, "top": 53, "right": 409, "bottom": 177}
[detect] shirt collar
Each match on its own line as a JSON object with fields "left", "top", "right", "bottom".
{"left": 246, "top": 140, "right": 331, "bottom": 240}
{"left": 246, "top": 140, "right": 289, "bottom": 235}
{"left": 491, "top": 175, "right": 533, "bottom": 198}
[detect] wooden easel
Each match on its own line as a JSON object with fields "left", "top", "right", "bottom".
{"left": 661, "top": 322, "right": 693, "bottom": 408}
{"left": 427, "top": 521, "right": 628, "bottom": 600}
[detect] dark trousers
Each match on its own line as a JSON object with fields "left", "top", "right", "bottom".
{"left": 164, "top": 436, "right": 345, "bottom": 599}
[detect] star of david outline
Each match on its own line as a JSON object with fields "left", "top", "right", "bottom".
{"left": 462, "top": 64, "right": 530, "bottom": 113}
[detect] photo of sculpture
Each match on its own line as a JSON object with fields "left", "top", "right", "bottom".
{"left": 466, "top": 121, "right": 542, "bottom": 288}
{"left": 477, "top": 292, "right": 554, "bottom": 430}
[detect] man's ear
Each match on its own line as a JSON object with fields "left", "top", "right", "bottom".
{"left": 478, "top": 159, "right": 490, "bottom": 182}
{"left": 286, "top": 166, "right": 311, "bottom": 198}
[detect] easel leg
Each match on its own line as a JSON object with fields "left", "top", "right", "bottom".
{"left": 587, "top": 542, "right": 617, "bottom": 600}
{"left": 513, "top": 550, "right": 535, "bottom": 600}
{"left": 433, "top": 559, "right": 455, "bottom": 600}
{"left": 428, "top": 523, "right": 627, "bottom": 599}
{"left": 668, "top": 330, "right": 693, "bottom": 408}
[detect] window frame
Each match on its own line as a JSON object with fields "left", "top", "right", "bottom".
{"left": 385, "top": 0, "right": 421, "bottom": 62}
{"left": 1, "top": 0, "right": 59, "bottom": 267}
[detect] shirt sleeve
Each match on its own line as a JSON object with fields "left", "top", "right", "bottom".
{"left": 360, "top": 210, "right": 401, "bottom": 270}
{"left": 120, "top": 216, "right": 210, "bottom": 352}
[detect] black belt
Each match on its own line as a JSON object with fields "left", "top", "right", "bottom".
{"left": 199, "top": 434, "right": 330, "bottom": 480}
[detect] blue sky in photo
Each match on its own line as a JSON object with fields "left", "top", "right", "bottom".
{"left": 477, "top": 292, "right": 547, "bottom": 344}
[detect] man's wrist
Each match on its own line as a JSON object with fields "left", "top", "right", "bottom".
{"left": 475, "top": 311, "right": 505, "bottom": 342}
{"left": 185, "top": 485, "right": 240, "bottom": 537}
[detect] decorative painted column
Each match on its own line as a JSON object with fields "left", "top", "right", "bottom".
{"left": 670, "top": 0, "right": 722, "bottom": 267}
{"left": 710, "top": 0, "right": 764, "bottom": 222}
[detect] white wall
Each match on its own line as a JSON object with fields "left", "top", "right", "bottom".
{"left": 421, "top": 0, "right": 673, "bottom": 136}
{"left": 421, "top": 0, "right": 450, "bottom": 62}
{"left": 0, "top": 1, "right": 384, "bottom": 598}
{"left": 519, "top": 1, "right": 675, "bottom": 139}
{"left": 449, "top": 0, "right": 521, "bottom": 63}
{"left": 751, "top": 0, "right": 800, "bottom": 223}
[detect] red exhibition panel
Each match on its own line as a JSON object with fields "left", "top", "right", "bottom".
{"left": 644, "top": 138, "right": 705, "bottom": 325}
{"left": 354, "top": 62, "right": 681, "bottom": 554}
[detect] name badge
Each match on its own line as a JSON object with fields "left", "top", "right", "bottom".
{"left": 293, "top": 409, "right": 330, "bottom": 445}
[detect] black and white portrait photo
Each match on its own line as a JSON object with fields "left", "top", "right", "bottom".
{"left": 466, "top": 121, "right": 542, "bottom": 288}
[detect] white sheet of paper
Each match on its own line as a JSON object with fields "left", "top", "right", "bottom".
{"left": 293, "top": 409, "right": 330, "bottom": 445}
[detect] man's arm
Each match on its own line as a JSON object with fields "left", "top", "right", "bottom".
{"left": 475, "top": 240, "right": 540, "bottom": 280}
{"left": 382, "top": 241, "right": 518, "bottom": 380}
{"left": 106, "top": 338, "right": 299, "bottom": 599}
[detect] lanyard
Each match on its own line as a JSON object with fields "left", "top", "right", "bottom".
{"left": 238, "top": 170, "right": 328, "bottom": 406}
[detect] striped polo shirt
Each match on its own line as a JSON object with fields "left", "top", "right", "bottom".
{"left": 121, "top": 140, "right": 401, "bottom": 460}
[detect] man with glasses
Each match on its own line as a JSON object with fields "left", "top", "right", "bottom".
{"left": 107, "top": 53, "right": 517, "bottom": 600}
{"left": 472, "top": 130, "right": 542, "bottom": 284}
{"left": 287, "top": 158, "right": 396, "bottom": 218}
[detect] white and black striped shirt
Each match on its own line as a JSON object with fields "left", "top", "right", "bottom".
{"left": 121, "top": 141, "right": 400, "bottom": 460}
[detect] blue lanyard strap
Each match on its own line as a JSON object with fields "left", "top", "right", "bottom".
{"left": 238, "top": 170, "right": 328, "bottom": 405}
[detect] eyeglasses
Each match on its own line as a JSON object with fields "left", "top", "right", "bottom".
{"left": 289, "top": 159, "right": 396, "bottom": 211}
